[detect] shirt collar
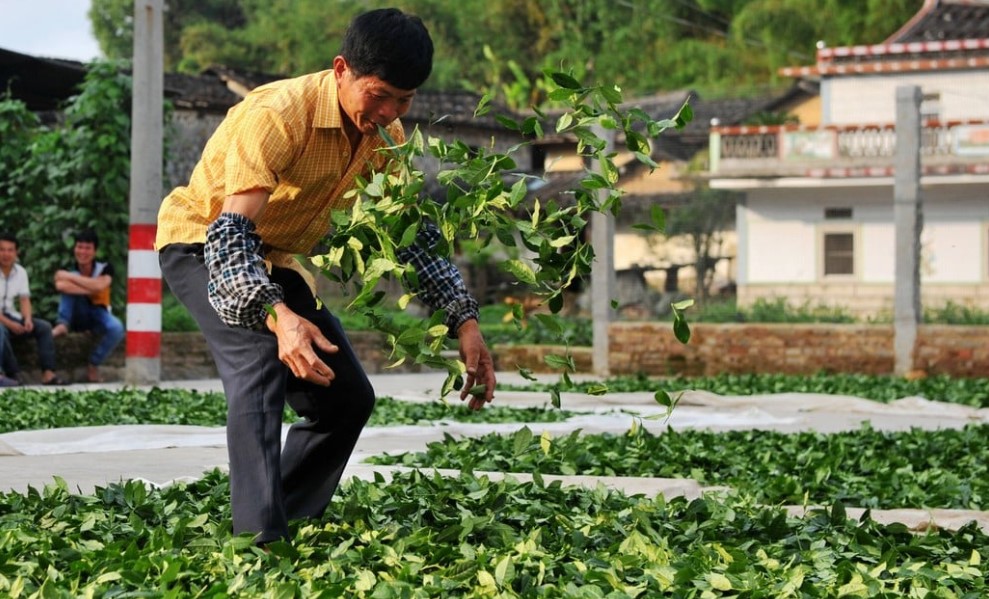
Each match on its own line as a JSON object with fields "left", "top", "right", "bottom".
{"left": 314, "top": 70, "right": 341, "bottom": 129}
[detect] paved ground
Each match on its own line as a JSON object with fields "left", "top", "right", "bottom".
{"left": 2, "top": 371, "right": 987, "bottom": 532}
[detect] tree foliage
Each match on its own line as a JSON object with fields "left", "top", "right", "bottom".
{"left": 89, "top": 0, "right": 246, "bottom": 72}
{"left": 89, "top": 0, "right": 923, "bottom": 102}
{"left": 0, "top": 62, "right": 132, "bottom": 319}
{"left": 663, "top": 187, "right": 739, "bottom": 302}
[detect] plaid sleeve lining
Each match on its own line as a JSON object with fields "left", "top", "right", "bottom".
{"left": 204, "top": 212, "right": 284, "bottom": 329}
{"left": 396, "top": 221, "right": 479, "bottom": 336}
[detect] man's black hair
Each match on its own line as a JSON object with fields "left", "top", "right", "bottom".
{"left": 341, "top": 8, "right": 433, "bottom": 90}
{"left": 75, "top": 229, "right": 99, "bottom": 249}
{"left": 0, "top": 232, "right": 17, "bottom": 248}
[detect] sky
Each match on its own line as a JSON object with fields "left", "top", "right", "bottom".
{"left": 0, "top": 0, "right": 102, "bottom": 61}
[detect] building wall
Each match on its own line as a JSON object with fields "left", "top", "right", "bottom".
{"left": 738, "top": 181, "right": 989, "bottom": 315}
{"left": 495, "top": 323, "right": 989, "bottom": 377}
{"left": 788, "top": 95, "right": 822, "bottom": 126}
{"left": 11, "top": 330, "right": 429, "bottom": 384}
{"left": 825, "top": 70, "right": 989, "bottom": 125}
{"left": 21, "top": 326, "right": 986, "bottom": 383}
{"left": 166, "top": 110, "right": 226, "bottom": 191}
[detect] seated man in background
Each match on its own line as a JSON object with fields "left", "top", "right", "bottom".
{"left": 0, "top": 322, "right": 20, "bottom": 387}
{"left": 52, "top": 229, "right": 124, "bottom": 383}
{"left": 0, "top": 232, "right": 65, "bottom": 385}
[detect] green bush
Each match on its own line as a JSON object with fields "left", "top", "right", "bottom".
{"left": 690, "top": 297, "right": 855, "bottom": 324}
{"left": 691, "top": 297, "right": 989, "bottom": 326}
{"left": 745, "top": 297, "right": 856, "bottom": 323}
{"left": 476, "top": 303, "right": 591, "bottom": 345}
{"left": 924, "top": 300, "right": 989, "bottom": 325}
{"left": 690, "top": 298, "right": 743, "bottom": 322}
{"left": 0, "top": 61, "right": 132, "bottom": 321}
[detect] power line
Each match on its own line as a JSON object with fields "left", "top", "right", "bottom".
{"left": 617, "top": 0, "right": 813, "bottom": 61}
{"left": 669, "top": 0, "right": 733, "bottom": 29}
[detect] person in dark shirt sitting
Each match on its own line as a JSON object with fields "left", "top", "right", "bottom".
{"left": 52, "top": 229, "right": 124, "bottom": 383}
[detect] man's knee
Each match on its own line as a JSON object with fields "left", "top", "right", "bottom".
{"left": 295, "top": 378, "right": 376, "bottom": 425}
{"left": 356, "top": 384, "right": 377, "bottom": 417}
{"left": 32, "top": 320, "right": 52, "bottom": 337}
{"left": 108, "top": 316, "right": 125, "bottom": 336}
{"left": 346, "top": 380, "right": 377, "bottom": 426}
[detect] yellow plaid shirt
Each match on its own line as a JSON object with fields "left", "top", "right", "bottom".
{"left": 156, "top": 70, "right": 404, "bottom": 256}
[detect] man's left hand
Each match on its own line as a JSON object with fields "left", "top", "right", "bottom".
{"left": 456, "top": 319, "right": 495, "bottom": 410}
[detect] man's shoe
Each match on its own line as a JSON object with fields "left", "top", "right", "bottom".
{"left": 0, "top": 375, "right": 20, "bottom": 388}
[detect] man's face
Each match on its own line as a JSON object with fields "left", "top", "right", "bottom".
{"left": 333, "top": 56, "right": 416, "bottom": 134}
{"left": 74, "top": 241, "right": 97, "bottom": 267}
{"left": 0, "top": 240, "right": 17, "bottom": 269}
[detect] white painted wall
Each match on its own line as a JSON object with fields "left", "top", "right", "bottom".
{"left": 861, "top": 223, "right": 893, "bottom": 283}
{"left": 747, "top": 220, "right": 818, "bottom": 282}
{"left": 744, "top": 187, "right": 867, "bottom": 283}
{"left": 921, "top": 224, "right": 981, "bottom": 282}
{"left": 825, "top": 70, "right": 989, "bottom": 125}
{"left": 921, "top": 190, "right": 989, "bottom": 283}
{"left": 741, "top": 183, "right": 989, "bottom": 287}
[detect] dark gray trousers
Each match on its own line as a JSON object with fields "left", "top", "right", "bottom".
{"left": 160, "top": 244, "right": 376, "bottom": 543}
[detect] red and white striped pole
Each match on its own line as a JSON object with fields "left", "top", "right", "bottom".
{"left": 125, "top": 0, "right": 164, "bottom": 384}
{"left": 126, "top": 225, "right": 161, "bottom": 380}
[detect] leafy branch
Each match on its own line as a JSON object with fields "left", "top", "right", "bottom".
{"left": 313, "top": 71, "right": 693, "bottom": 402}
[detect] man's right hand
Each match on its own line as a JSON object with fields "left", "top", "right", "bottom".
{"left": 1, "top": 317, "right": 25, "bottom": 335}
{"left": 265, "top": 302, "right": 339, "bottom": 386}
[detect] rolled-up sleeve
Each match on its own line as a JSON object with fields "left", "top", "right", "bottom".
{"left": 396, "top": 221, "right": 479, "bottom": 336}
{"left": 204, "top": 212, "right": 284, "bottom": 329}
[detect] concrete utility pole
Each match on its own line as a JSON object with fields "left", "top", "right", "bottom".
{"left": 893, "top": 85, "right": 923, "bottom": 376}
{"left": 590, "top": 126, "right": 616, "bottom": 376}
{"left": 125, "top": 0, "right": 164, "bottom": 384}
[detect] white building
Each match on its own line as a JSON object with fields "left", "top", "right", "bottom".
{"left": 709, "top": 0, "right": 989, "bottom": 317}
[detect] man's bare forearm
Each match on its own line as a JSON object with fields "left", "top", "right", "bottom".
{"left": 55, "top": 271, "right": 110, "bottom": 294}
{"left": 56, "top": 279, "right": 95, "bottom": 295}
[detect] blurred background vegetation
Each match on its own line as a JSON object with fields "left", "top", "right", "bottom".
{"left": 89, "top": 0, "right": 922, "bottom": 107}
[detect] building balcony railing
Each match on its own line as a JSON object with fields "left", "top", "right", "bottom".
{"left": 709, "top": 120, "right": 989, "bottom": 178}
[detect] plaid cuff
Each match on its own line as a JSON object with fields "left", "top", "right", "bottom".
{"left": 397, "top": 221, "right": 480, "bottom": 338}
{"left": 204, "top": 212, "right": 284, "bottom": 329}
{"left": 441, "top": 296, "right": 480, "bottom": 336}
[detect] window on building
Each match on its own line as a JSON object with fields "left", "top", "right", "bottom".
{"left": 823, "top": 232, "right": 854, "bottom": 276}
{"left": 824, "top": 207, "right": 853, "bottom": 219}
{"left": 921, "top": 92, "right": 941, "bottom": 122}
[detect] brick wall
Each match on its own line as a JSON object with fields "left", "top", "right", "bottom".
{"left": 9, "top": 323, "right": 988, "bottom": 383}
{"left": 494, "top": 323, "right": 989, "bottom": 378}
{"left": 9, "top": 330, "right": 422, "bottom": 384}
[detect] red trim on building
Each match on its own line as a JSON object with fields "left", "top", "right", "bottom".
{"left": 802, "top": 164, "right": 989, "bottom": 179}
{"left": 781, "top": 56, "right": 989, "bottom": 77}
{"left": 711, "top": 119, "right": 989, "bottom": 135}
{"left": 818, "top": 38, "right": 989, "bottom": 63}
{"left": 126, "top": 331, "right": 161, "bottom": 358}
